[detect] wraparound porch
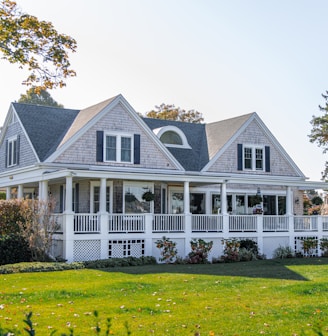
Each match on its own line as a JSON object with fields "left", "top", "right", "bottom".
{"left": 51, "top": 213, "right": 328, "bottom": 262}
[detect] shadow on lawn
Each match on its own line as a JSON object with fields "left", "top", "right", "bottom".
{"left": 103, "top": 258, "right": 328, "bottom": 281}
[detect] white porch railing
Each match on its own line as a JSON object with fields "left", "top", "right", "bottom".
{"left": 192, "top": 214, "right": 223, "bottom": 232}
{"left": 263, "top": 216, "right": 289, "bottom": 232}
{"left": 56, "top": 213, "right": 328, "bottom": 235}
{"left": 294, "top": 216, "right": 318, "bottom": 231}
{"left": 109, "top": 214, "right": 145, "bottom": 233}
{"left": 74, "top": 214, "right": 100, "bottom": 233}
{"left": 153, "top": 214, "right": 185, "bottom": 232}
{"left": 229, "top": 215, "right": 257, "bottom": 232}
{"left": 323, "top": 217, "right": 328, "bottom": 231}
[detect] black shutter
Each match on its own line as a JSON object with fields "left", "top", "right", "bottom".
{"left": 237, "top": 144, "right": 243, "bottom": 171}
{"left": 265, "top": 146, "right": 271, "bottom": 172}
{"left": 134, "top": 134, "right": 140, "bottom": 164}
{"left": 59, "top": 185, "right": 64, "bottom": 213}
{"left": 75, "top": 183, "right": 79, "bottom": 213}
{"left": 96, "top": 131, "right": 104, "bottom": 162}
{"left": 5, "top": 140, "right": 8, "bottom": 168}
{"left": 16, "top": 135, "right": 20, "bottom": 165}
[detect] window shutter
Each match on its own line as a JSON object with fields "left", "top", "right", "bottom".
{"left": 134, "top": 134, "right": 140, "bottom": 164}
{"left": 265, "top": 146, "right": 271, "bottom": 172}
{"left": 5, "top": 140, "right": 8, "bottom": 168}
{"left": 16, "top": 135, "right": 20, "bottom": 165}
{"left": 75, "top": 183, "right": 79, "bottom": 213}
{"left": 59, "top": 185, "right": 64, "bottom": 213}
{"left": 237, "top": 144, "right": 243, "bottom": 171}
{"left": 96, "top": 131, "right": 104, "bottom": 162}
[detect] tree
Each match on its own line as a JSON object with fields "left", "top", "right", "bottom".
{"left": 0, "top": 0, "right": 76, "bottom": 91}
{"left": 145, "top": 103, "right": 204, "bottom": 123}
{"left": 309, "top": 91, "right": 328, "bottom": 180}
{"left": 18, "top": 87, "right": 63, "bottom": 107}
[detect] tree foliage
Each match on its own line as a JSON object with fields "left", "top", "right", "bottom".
{"left": 0, "top": 0, "right": 76, "bottom": 91}
{"left": 18, "top": 87, "right": 63, "bottom": 107}
{"left": 309, "top": 91, "right": 328, "bottom": 180}
{"left": 145, "top": 103, "right": 204, "bottom": 123}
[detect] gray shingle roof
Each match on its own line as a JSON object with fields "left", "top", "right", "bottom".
{"left": 142, "top": 118, "right": 209, "bottom": 171}
{"left": 206, "top": 113, "right": 254, "bottom": 159}
{"left": 13, "top": 103, "right": 79, "bottom": 161}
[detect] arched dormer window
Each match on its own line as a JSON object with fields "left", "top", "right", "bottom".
{"left": 154, "top": 126, "right": 191, "bottom": 148}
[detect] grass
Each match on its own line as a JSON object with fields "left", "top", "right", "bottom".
{"left": 0, "top": 258, "right": 328, "bottom": 335}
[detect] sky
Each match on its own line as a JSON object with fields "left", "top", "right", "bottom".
{"left": 0, "top": 0, "right": 327, "bottom": 182}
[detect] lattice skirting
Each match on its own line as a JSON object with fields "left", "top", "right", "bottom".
{"left": 294, "top": 236, "right": 318, "bottom": 256}
{"left": 109, "top": 239, "right": 145, "bottom": 258}
{"left": 73, "top": 240, "right": 101, "bottom": 261}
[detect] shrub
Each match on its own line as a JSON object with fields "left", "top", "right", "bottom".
{"left": 0, "top": 199, "right": 25, "bottom": 235}
{"left": 240, "top": 239, "right": 259, "bottom": 255}
{"left": 273, "top": 245, "right": 294, "bottom": 259}
{"left": 84, "top": 256, "right": 156, "bottom": 269}
{"left": 221, "top": 239, "right": 240, "bottom": 262}
{"left": 239, "top": 247, "right": 257, "bottom": 261}
{"left": 187, "top": 238, "right": 213, "bottom": 264}
{"left": 301, "top": 237, "right": 317, "bottom": 256}
{"left": 155, "top": 236, "right": 178, "bottom": 263}
{"left": 0, "top": 234, "right": 32, "bottom": 265}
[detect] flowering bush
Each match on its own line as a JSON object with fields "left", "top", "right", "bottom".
{"left": 187, "top": 238, "right": 213, "bottom": 264}
{"left": 221, "top": 239, "right": 240, "bottom": 262}
{"left": 155, "top": 236, "right": 178, "bottom": 263}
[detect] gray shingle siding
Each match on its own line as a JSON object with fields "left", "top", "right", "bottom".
{"left": 0, "top": 121, "right": 38, "bottom": 173}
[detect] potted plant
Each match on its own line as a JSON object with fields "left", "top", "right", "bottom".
{"left": 142, "top": 190, "right": 155, "bottom": 202}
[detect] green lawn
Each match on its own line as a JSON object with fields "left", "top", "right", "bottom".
{"left": 0, "top": 258, "right": 328, "bottom": 335}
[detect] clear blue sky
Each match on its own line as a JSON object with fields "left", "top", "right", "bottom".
{"left": 0, "top": 0, "right": 327, "bottom": 181}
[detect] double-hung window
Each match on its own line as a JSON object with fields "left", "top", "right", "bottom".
{"left": 104, "top": 133, "right": 132, "bottom": 163}
{"left": 243, "top": 146, "right": 264, "bottom": 171}
{"left": 7, "top": 136, "right": 18, "bottom": 167}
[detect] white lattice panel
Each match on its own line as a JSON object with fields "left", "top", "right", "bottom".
{"left": 73, "top": 240, "right": 101, "bottom": 261}
{"left": 109, "top": 239, "right": 145, "bottom": 258}
{"left": 294, "top": 236, "right": 318, "bottom": 256}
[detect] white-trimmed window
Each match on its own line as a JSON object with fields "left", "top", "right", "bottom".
{"left": 243, "top": 146, "right": 264, "bottom": 171}
{"left": 104, "top": 132, "right": 133, "bottom": 163}
{"left": 7, "top": 136, "right": 18, "bottom": 167}
{"left": 90, "top": 181, "right": 113, "bottom": 213}
{"left": 124, "top": 181, "right": 154, "bottom": 214}
{"left": 153, "top": 126, "right": 191, "bottom": 148}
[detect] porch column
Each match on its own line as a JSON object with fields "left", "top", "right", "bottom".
{"left": 6, "top": 187, "right": 11, "bottom": 200}
{"left": 39, "top": 180, "right": 48, "bottom": 201}
{"left": 286, "top": 186, "right": 293, "bottom": 215}
{"left": 221, "top": 181, "right": 229, "bottom": 236}
{"left": 99, "top": 178, "right": 107, "bottom": 213}
{"left": 17, "top": 184, "right": 23, "bottom": 199}
{"left": 221, "top": 182, "right": 227, "bottom": 215}
{"left": 99, "top": 178, "right": 109, "bottom": 259}
{"left": 286, "top": 186, "right": 295, "bottom": 249}
{"left": 183, "top": 181, "right": 192, "bottom": 257}
{"left": 183, "top": 181, "right": 190, "bottom": 214}
{"left": 63, "top": 174, "right": 74, "bottom": 262}
{"left": 65, "top": 175, "right": 73, "bottom": 213}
